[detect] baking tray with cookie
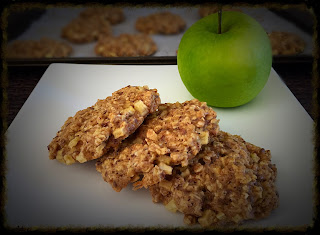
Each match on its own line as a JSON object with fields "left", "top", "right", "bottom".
{"left": 5, "top": 6, "right": 314, "bottom": 66}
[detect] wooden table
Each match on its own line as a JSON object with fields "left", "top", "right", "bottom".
{"left": 5, "top": 61, "right": 314, "bottom": 129}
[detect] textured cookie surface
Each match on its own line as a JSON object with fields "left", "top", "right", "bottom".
{"left": 48, "top": 86, "right": 160, "bottom": 165}
{"left": 61, "top": 15, "right": 112, "bottom": 43}
{"left": 96, "top": 100, "right": 219, "bottom": 192}
{"left": 268, "top": 31, "right": 305, "bottom": 55}
{"left": 6, "top": 37, "right": 72, "bottom": 58}
{"left": 149, "top": 131, "right": 278, "bottom": 227}
{"left": 135, "top": 12, "right": 186, "bottom": 34}
{"left": 95, "top": 34, "right": 157, "bottom": 57}
{"left": 79, "top": 7, "right": 124, "bottom": 24}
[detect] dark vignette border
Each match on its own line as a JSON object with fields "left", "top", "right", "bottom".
{"left": 0, "top": 0, "right": 319, "bottom": 234}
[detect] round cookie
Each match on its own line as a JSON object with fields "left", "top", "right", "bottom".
{"left": 96, "top": 100, "right": 219, "bottom": 192}
{"left": 268, "top": 31, "right": 305, "bottom": 55}
{"left": 79, "top": 7, "right": 124, "bottom": 24}
{"left": 149, "top": 131, "right": 279, "bottom": 227}
{"left": 95, "top": 33, "right": 157, "bottom": 57}
{"left": 48, "top": 86, "right": 161, "bottom": 165}
{"left": 6, "top": 37, "right": 72, "bottom": 58}
{"left": 61, "top": 15, "right": 112, "bottom": 43}
{"left": 135, "top": 12, "right": 186, "bottom": 35}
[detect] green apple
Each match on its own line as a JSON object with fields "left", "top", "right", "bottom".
{"left": 177, "top": 11, "right": 272, "bottom": 107}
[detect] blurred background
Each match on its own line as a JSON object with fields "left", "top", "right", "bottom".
{"left": 5, "top": 5, "right": 314, "bottom": 59}
{"left": 4, "top": 4, "right": 315, "bottom": 126}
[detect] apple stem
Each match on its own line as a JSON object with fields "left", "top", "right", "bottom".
{"left": 218, "top": 5, "right": 222, "bottom": 34}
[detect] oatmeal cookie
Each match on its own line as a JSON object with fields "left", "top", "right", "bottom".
{"left": 135, "top": 12, "right": 186, "bottom": 35}
{"left": 268, "top": 31, "right": 305, "bottom": 55}
{"left": 79, "top": 7, "right": 124, "bottom": 24}
{"left": 198, "top": 5, "right": 242, "bottom": 18}
{"left": 61, "top": 15, "right": 112, "bottom": 43}
{"left": 48, "top": 86, "right": 160, "bottom": 165}
{"left": 96, "top": 100, "right": 219, "bottom": 192}
{"left": 6, "top": 37, "right": 72, "bottom": 58}
{"left": 149, "top": 131, "right": 278, "bottom": 227}
{"left": 95, "top": 34, "right": 157, "bottom": 57}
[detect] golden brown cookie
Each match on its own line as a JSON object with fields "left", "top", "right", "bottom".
{"left": 198, "top": 5, "right": 242, "bottom": 18}
{"left": 79, "top": 7, "right": 125, "bottom": 24}
{"left": 61, "top": 15, "right": 112, "bottom": 43}
{"left": 135, "top": 12, "right": 186, "bottom": 35}
{"left": 149, "top": 131, "right": 278, "bottom": 227}
{"left": 95, "top": 34, "right": 157, "bottom": 57}
{"left": 6, "top": 37, "right": 72, "bottom": 58}
{"left": 48, "top": 86, "right": 160, "bottom": 165}
{"left": 96, "top": 100, "right": 219, "bottom": 192}
{"left": 268, "top": 31, "right": 305, "bottom": 55}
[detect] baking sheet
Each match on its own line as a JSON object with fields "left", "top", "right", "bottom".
{"left": 5, "top": 64, "right": 314, "bottom": 229}
{"left": 7, "top": 6, "right": 313, "bottom": 58}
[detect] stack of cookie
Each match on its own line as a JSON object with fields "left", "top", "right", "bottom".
{"left": 48, "top": 85, "right": 278, "bottom": 227}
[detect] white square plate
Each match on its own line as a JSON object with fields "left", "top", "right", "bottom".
{"left": 5, "top": 64, "right": 314, "bottom": 229}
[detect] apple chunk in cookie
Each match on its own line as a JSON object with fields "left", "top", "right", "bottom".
{"left": 48, "top": 85, "right": 160, "bottom": 165}
{"left": 96, "top": 100, "right": 219, "bottom": 192}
